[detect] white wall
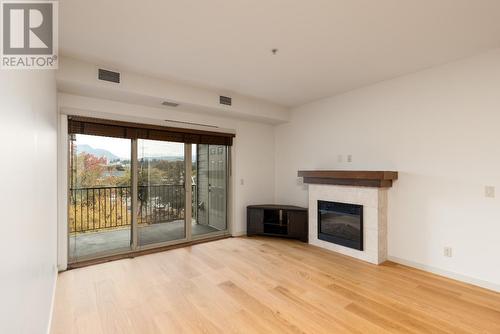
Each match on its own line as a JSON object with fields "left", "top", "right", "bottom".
{"left": 0, "top": 71, "right": 58, "bottom": 333}
{"left": 58, "top": 93, "right": 276, "bottom": 239}
{"left": 275, "top": 48, "right": 500, "bottom": 291}
{"left": 56, "top": 57, "right": 279, "bottom": 264}
{"left": 58, "top": 57, "right": 289, "bottom": 124}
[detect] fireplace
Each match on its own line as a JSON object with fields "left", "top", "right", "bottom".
{"left": 318, "top": 200, "right": 363, "bottom": 251}
{"left": 299, "top": 171, "right": 395, "bottom": 264}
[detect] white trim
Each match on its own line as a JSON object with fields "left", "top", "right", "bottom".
{"left": 388, "top": 256, "right": 500, "bottom": 293}
{"left": 57, "top": 115, "right": 68, "bottom": 271}
{"left": 46, "top": 266, "right": 58, "bottom": 334}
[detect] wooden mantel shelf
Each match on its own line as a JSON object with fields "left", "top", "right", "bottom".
{"left": 297, "top": 170, "right": 398, "bottom": 188}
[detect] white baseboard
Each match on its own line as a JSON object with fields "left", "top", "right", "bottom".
{"left": 388, "top": 256, "right": 500, "bottom": 293}
{"left": 231, "top": 230, "right": 247, "bottom": 237}
{"left": 46, "top": 266, "right": 58, "bottom": 334}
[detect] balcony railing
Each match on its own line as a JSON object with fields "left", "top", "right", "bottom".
{"left": 69, "top": 184, "right": 193, "bottom": 233}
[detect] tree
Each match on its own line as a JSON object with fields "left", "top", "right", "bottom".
{"left": 72, "top": 153, "right": 108, "bottom": 188}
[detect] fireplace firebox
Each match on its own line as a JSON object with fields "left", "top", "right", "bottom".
{"left": 318, "top": 200, "right": 363, "bottom": 251}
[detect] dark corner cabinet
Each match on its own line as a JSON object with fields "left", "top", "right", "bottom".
{"left": 247, "top": 205, "right": 308, "bottom": 242}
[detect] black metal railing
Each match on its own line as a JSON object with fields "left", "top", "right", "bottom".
{"left": 69, "top": 184, "right": 192, "bottom": 233}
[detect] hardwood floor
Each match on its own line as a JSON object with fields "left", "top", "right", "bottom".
{"left": 51, "top": 237, "right": 500, "bottom": 334}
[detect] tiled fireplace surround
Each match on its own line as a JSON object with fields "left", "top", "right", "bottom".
{"left": 308, "top": 184, "right": 388, "bottom": 264}
{"left": 297, "top": 170, "right": 397, "bottom": 265}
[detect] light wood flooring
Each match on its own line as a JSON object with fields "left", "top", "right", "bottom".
{"left": 51, "top": 237, "right": 500, "bottom": 334}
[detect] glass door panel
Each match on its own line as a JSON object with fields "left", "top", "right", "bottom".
{"left": 68, "top": 131, "right": 229, "bottom": 265}
{"left": 192, "top": 144, "right": 227, "bottom": 236}
{"left": 137, "top": 139, "right": 186, "bottom": 246}
{"left": 68, "top": 134, "right": 132, "bottom": 262}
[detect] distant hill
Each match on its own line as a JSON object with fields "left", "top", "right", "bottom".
{"left": 76, "top": 145, "right": 184, "bottom": 162}
{"left": 142, "top": 156, "right": 184, "bottom": 161}
{"left": 76, "top": 144, "right": 120, "bottom": 162}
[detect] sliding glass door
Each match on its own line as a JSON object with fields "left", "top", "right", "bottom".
{"left": 192, "top": 144, "right": 228, "bottom": 237}
{"left": 137, "top": 139, "right": 186, "bottom": 246}
{"left": 67, "top": 122, "right": 231, "bottom": 264}
{"left": 68, "top": 134, "right": 132, "bottom": 262}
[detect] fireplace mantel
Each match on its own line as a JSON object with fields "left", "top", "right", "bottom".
{"left": 298, "top": 170, "right": 398, "bottom": 188}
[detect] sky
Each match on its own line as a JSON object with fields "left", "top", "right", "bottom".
{"left": 76, "top": 134, "right": 190, "bottom": 159}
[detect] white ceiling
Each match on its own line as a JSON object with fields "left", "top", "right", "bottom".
{"left": 60, "top": 0, "right": 500, "bottom": 107}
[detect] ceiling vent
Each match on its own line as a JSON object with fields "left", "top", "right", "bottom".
{"left": 219, "top": 95, "right": 232, "bottom": 106}
{"left": 164, "top": 119, "right": 218, "bottom": 128}
{"left": 161, "top": 101, "right": 179, "bottom": 107}
{"left": 98, "top": 68, "right": 120, "bottom": 83}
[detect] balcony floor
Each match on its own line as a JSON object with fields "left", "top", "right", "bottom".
{"left": 69, "top": 220, "right": 219, "bottom": 261}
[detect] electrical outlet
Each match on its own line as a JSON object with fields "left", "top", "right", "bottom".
{"left": 347, "top": 154, "right": 352, "bottom": 163}
{"left": 444, "top": 247, "right": 453, "bottom": 258}
{"left": 240, "top": 179, "right": 244, "bottom": 186}
{"left": 485, "top": 186, "right": 495, "bottom": 198}
{"left": 337, "top": 154, "right": 343, "bottom": 163}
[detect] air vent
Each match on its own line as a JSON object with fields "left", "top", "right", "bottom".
{"left": 219, "top": 95, "right": 232, "bottom": 106}
{"left": 98, "top": 69, "right": 120, "bottom": 83}
{"left": 161, "top": 101, "right": 179, "bottom": 107}
{"left": 164, "top": 119, "right": 219, "bottom": 128}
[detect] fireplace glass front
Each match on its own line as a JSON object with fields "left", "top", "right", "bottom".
{"left": 318, "top": 200, "right": 363, "bottom": 251}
